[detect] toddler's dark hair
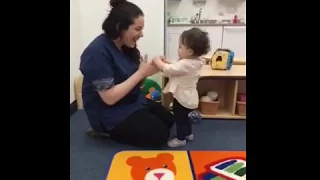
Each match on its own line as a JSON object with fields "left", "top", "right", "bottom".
{"left": 180, "top": 28, "right": 210, "bottom": 56}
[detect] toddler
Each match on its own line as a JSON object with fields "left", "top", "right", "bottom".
{"left": 152, "top": 28, "right": 210, "bottom": 147}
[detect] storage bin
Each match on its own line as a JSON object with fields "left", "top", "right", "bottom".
{"left": 199, "top": 100, "right": 220, "bottom": 115}
{"left": 237, "top": 93, "right": 246, "bottom": 102}
{"left": 236, "top": 101, "right": 246, "bottom": 116}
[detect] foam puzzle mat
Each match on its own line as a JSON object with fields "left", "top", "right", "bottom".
{"left": 106, "top": 150, "right": 246, "bottom": 180}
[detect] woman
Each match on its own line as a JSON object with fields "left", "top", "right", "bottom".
{"left": 79, "top": 0, "right": 174, "bottom": 148}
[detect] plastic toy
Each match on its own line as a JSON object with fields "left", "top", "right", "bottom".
{"left": 210, "top": 49, "right": 234, "bottom": 70}
{"left": 207, "top": 91, "right": 218, "bottom": 101}
{"left": 188, "top": 111, "right": 202, "bottom": 124}
{"left": 145, "top": 88, "right": 162, "bottom": 102}
{"left": 200, "top": 96, "right": 212, "bottom": 102}
{"left": 238, "top": 93, "right": 246, "bottom": 102}
{"left": 141, "top": 78, "right": 161, "bottom": 95}
{"left": 150, "top": 90, "right": 161, "bottom": 102}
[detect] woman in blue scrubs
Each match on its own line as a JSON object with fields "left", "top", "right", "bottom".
{"left": 79, "top": 0, "right": 174, "bottom": 147}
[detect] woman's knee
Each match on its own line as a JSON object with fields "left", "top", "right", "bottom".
{"left": 140, "top": 124, "right": 170, "bottom": 147}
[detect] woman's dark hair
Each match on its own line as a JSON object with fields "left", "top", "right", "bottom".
{"left": 180, "top": 28, "right": 210, "bottom": 57}
{"left": 102, "top": 0, "right": 144, "bottom": 64}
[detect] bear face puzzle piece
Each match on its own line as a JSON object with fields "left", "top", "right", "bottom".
{"left": 127, "top": 153, "right": 177, "bottom": 180}
{"left": 106, "top": 151, "right": 193, "bottom": 180}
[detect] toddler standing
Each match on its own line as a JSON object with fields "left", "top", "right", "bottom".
{"left": 152, "top": 28, "right": 210, "bottom": 147}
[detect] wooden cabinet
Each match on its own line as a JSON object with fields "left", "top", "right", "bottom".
{"left": 166, "top": 26, "right": 246, "bottom": 59}
{"left": 167, "top": 33, "right": 181, "bottom": 61}
{"left": 167, "top": 26, "right": 224, "bottom": 60}
{"left": 166, "top": 27, "right": 182, "bottom": 61}
{"left": 199, "top": 27, "right": 223, "bottom": 56}
{"left": 222, "top": 26, "right": 246, "bottom": 58}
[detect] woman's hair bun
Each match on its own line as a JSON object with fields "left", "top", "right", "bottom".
{"left": 110, "top": 0, "right": 127, "bottom": 8}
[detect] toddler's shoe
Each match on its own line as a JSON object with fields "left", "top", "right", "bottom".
{"left": 186, "top": 134, "right": 194, "bottom": 141}
{"left": 167, "top": 138, "right": 186, "bottom": 148}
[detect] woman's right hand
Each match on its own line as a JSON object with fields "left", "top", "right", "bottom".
{"left": 138, "top": 54, "right": 159, "bottom": 77}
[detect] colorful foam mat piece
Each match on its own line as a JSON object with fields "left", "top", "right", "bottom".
{"left": 106, "top": 150, "right": 246, "bottom": 180}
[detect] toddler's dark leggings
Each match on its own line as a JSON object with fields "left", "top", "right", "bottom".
{"left": 173, "top": 98, "right": 193, "bottom": 140}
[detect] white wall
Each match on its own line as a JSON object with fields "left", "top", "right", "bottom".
{"left": 133, "top": 0, "right": 165, "bottom": 85}
{"left": 79, "top": 0, "right": 109, "bottom": 49}
{"left": 70, "top": 0, "right": 109, "bottom": 103}
{"left": 70, "top": 0, "right": 83, "bottom": 103}
{"left": 70, "top": 0, "right": 165, "bottom": 104}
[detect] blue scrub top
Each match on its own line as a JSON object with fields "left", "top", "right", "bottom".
{"left": 79, "top": 34, "right": 147, "bottom": 131}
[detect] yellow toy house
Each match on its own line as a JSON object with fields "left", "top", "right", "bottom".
{"left": 210, "top": 49, "right": 235, "bottom": 70}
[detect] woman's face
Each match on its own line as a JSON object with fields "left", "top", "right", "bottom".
{"left": 122, "top": 15, "right": 144, "bottom": 48}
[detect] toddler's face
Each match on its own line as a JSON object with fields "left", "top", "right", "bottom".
{"left": 178, "top": 37, "right": 193, "bottom": 59}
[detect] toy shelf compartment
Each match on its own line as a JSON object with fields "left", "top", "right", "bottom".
{"left": 236, "top": 80, "right": 246, "bottom": 116}
{"left": 197, "top": 78, "right": 245, "bottom": 119}
{"left": 162, "top": 78, "right": 246, "bottom": 120}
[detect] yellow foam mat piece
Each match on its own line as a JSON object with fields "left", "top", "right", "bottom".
{"left": 106, "top": 151, "right": 193, "bottom": 180}
{"left": 106, "top": 150, "right": 246, "bottom": 180}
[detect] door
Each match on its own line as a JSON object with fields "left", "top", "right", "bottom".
{"left": 222, "top": 26, "right": 246, "bottom": 58}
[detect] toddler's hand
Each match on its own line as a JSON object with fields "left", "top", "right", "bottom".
{"left": 138, "top": 60, "right": 159, "bottom": 77}
{"left": 160, "top": 56, "right": 171, "bottom": 64}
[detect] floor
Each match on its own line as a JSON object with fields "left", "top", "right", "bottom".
{"left": 70, "top": 110, "right": 246, "bottom": 180}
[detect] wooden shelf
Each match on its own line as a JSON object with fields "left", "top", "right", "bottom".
{"left": 162, "top": 65, "right": 246, "bottom": 120}
{"left": 199, "top": 65, "right": 246, "bottom": 78}
{"left": 200, "top": 109, "right": 246, "bottom": 119}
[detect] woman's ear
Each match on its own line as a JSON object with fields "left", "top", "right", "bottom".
{"left": 116, "top": 23, "right": 120, "bottom": 31}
